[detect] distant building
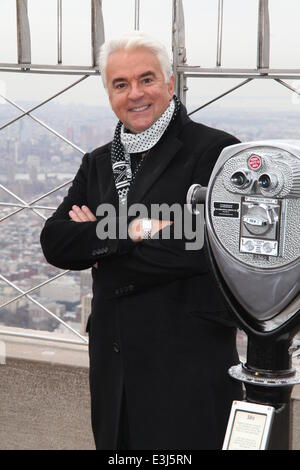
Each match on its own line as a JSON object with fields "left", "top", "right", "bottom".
{"left": 80, "top": 270, "right": 92, "bottom": 297}
{"left": 28, "top": 301, "right": 66, "bottom": 331}
{"left": 81, "top": 293, "right": 92, "bottom": 336}
{"left": 40, "top": 277, "right": 80, "bottom": 304}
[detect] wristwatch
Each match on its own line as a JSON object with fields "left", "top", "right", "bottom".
{"left": 141, "top": 218, "right": 152, "bottom": 240}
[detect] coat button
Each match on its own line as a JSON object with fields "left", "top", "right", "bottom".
{"left": 113, "top": 341, "right": 120, "bottom": 353}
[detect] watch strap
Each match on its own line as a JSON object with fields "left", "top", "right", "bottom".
{"left": 142, "top": 218, "right": 152, "bottom": 240}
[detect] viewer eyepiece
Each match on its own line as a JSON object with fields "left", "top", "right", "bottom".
{"left": 230, "top": 171, "right": 251, "bottom": 188}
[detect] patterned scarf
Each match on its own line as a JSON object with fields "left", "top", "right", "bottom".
{"left": 111, "top": 95, "right": 181, "bottom": 202}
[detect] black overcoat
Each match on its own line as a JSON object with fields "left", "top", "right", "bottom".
{"left": 40, "top": 105, "right": 243, "bottom": 450}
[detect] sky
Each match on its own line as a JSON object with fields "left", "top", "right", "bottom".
{"left": 0, "top": 0, "right": 300, "bottom": 111}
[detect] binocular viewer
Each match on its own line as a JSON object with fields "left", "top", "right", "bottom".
{"left": 188, "top": 140, "right": 300, "bottom": 330}
{"left": 187, "top": 140, "right": 300, "bottom": 448}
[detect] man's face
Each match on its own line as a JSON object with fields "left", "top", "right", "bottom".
{"left": 106, "top": 47, "right": 175, "bottom": 134}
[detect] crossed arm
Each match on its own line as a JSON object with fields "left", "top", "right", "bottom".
{"left": 68, "top": 204, "right": 172, "bottom": 242}
{"left": 68, "top": 204, "right": 172, "bottom": 270}
{"left": 41, "top": 136, "right": 238, "bottom": 291}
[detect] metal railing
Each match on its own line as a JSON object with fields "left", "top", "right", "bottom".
{"left": 6, "top": 0, "right": 104, "bottom": 74}
{"left": 0, "top": 0, "right": 121, "bottom": 345}
{"left": 173, "top": 0, "right": 300, "bottom": 109}
{"left": 0, "top": 0, "right": 299, "bottom": 346}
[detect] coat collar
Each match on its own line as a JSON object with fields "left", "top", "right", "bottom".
{"left": 95, "top": 104, "right": 191, "bottom": 207}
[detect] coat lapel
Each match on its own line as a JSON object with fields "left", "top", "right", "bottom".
{"left": 127, "top": 135, "right": 183, "bottom": 206}
{"left": 95, "top": 146, "right": 118, "bottom": 206}
{"left": 127, "top": 104, "right": 190, "bottom": 205}
{"left": 95, "top": 104, "right": 190, "bottom": 208}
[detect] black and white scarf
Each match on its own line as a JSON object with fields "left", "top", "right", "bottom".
{"left": 111, "top": 95, "right": 181, "bottom": 202}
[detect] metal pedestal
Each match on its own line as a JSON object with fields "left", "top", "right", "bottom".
{"left": 229, "top": 335, "right": 300, "bottom": 449}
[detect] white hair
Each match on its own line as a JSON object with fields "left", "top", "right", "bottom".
{"left": 99, "top": 31, "right": 173, "bottom": 90}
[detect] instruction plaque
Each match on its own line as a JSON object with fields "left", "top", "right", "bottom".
{"left": 222, "top": 401, "right": 275, "bottom": 450}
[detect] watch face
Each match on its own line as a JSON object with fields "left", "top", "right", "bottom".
{"left": 142, "top": 219, "right": 152, "bottom": 230}
{"left": 142, "top": 218, "right": 152, "bottom": 239}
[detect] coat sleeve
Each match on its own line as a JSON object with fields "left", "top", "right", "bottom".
{"left": 40, "top": 152, "right": 134, "bottom": 271}
{"left": 98, "top": 136, "right": 240, "bottom": 295}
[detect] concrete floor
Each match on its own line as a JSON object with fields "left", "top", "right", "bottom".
{"left": 0, "top": 358, "right": 94, "bottom": 450}
{"left": 0, "top": 331, "right": 299, "bottom": 450}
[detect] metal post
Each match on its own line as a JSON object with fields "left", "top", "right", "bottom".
{"left": 257, "top": 0, "right": 270, "bottom": 69}
{"left": 91, "top": 0, "right": 105, "bottom": 67}
{"left": 57, "top": 0, "right": 62, "bottom": 64}
{"left": 134, "top": 0, "right": 140, "bottom": 30}
{"left": 16, "top": 0, "right": 31, "bottom": 65}
{"left": 243, "top": 334, "right": 295, "bottom": 449}
{"left": 172, "top": 0, "right": 187, "bottom": 104}
{"left": 216, "top": 0, "right": 224, "bottom": 66}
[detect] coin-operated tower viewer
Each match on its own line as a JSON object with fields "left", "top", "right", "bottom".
{"left": 188, "top": 140, "right": 300, "bottom": 450}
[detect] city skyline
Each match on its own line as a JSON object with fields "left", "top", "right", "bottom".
{"left": 1, "top": 100, "right": 300, "bottom": 341}
{"left": 0, "top": 0, "right": 300, "bottom": 347}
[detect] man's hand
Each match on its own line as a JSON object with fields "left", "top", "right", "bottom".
{"left": 68, "top": 207, "right": 172, "bottom": 267}
{"left": 128, "top": 219, "right": 173, "bottom": 242}
{"left": 69, "top": 206, "right": 172, "bottom": 242}
{"left": 69, "top": 205, "right": 97, "bottom": 222}
{"left": 69, "top": 205, "right": 98, "bottom": 267}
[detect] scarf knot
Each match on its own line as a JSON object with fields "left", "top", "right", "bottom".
{"left": 111, "top": 96, "right": 181, "bottom": 202}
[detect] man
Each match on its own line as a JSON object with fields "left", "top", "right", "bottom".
{"left": 40, "top": 32, "right": 243, "bottom": 450}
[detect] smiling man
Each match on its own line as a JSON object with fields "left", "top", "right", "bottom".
{"left": 106, "top": 47, "right": 174, "bottom": 134}
{"left": 40, "top": 32, "right": 243, "bottom": 450}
